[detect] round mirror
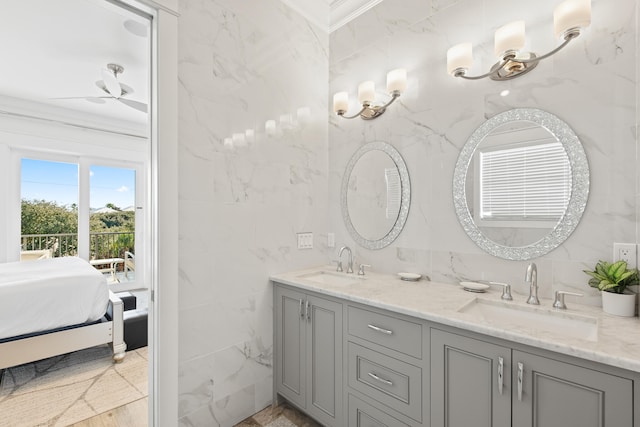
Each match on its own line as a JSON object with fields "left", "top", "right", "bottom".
{"left": 453, "top": 108, "right": 589, "bottom": 260}
{"left": 341, "top": 141, "right": 410, "bottom": 249}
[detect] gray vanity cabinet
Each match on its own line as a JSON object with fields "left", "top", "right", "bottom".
{"left": 431, "top": 328, "right": 511, "bottom": 427}
{"left": 274, "top": 284, "right": 343, "bottom": 427}
{"left": 512, "top": 350, "right": 633, "bottom": 427}
{"left": 431, "top": 328, "right": 635, "bottom": 427}
{"left": 346, "top": 305, "right": 427, "bottom": 427}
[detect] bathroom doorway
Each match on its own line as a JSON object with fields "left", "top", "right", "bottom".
{"left": 0, "top": 0, "right": 153, "bottom": 424}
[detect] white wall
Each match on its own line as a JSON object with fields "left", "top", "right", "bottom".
{"left": 328, "top": 0, "right": 638, "bottom": 303}
{"left": 176, "top": 0, "right": 328, "bottom": 425}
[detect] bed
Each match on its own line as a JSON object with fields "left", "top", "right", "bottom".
{"left": 0, "top": 257, "right": 126, "bottom": 370}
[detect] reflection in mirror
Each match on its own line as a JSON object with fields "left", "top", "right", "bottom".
{"left": 341, "top": 141, "right": 410, "bottom": 250}
{"left": 347, "top": 150, "right": 399, "bottom": 240}
{"left": 466, "top": 122, "right": 571, "bottom": 247}
{"left": 453, "top": 109, "right": 589, "bottom": 260}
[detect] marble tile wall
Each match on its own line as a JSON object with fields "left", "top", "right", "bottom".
{"left": 177, "top": 0, "right": 328, "bottom": 425}
{"left": 329, "top": 0, "right": 638, "bottom": 304}
{"left": 177, "top": 0, "right": 638, "bottom": 425}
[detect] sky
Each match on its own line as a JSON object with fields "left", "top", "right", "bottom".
{"left": 21, "top": 158, "right": 136, "bottom": 209}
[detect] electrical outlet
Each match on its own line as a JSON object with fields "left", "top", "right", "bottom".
{"left": 297, "top": 232, "right": 313, "bottom": 249}
{"left": 327, "top": 233, "right": 335, "bottom": 248}
{"left": 613, "top": 243, "right": 637, "bottom": 269}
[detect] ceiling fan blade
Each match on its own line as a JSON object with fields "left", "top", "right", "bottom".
{"left": 118, "top": 98, "right": 148, "bottom": 113}
{"left": 120, "top": 83, "right": 134, "bottom": 96}
{"left": 101, "top": 68, "right": 122, "bottom": 98}
{"left": 52, "top": 96, "right": 111, "bottom": 100}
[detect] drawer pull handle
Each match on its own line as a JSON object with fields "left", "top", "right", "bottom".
{"left": 368, "top": 372, "right": 393, "bottom": 386}
{"left": 305, "top": 300, "right": 311, "bottom": 321}
{"left": 367, "top": 324, "right": 393, "bottom": 335}
{"left": 498, "top": 357, "right": 504, "bottom": 395}
{"left": 517, "top": 362, "right": 524, "bottom": 401}
{"left": 299, "top": 299, "right": 304, "bottom": 318}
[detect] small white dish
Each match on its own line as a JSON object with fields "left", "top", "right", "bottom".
{"left": 398, "top": 272, "right": 421, "bottom": 281}
{"left": 459, "top": 281, "right": 490, "bottom": 292}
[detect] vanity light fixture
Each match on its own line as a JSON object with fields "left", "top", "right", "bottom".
{"left": 447, "top": 0, "right": 591, "bottom": 81}
{"left": 333, "top": 68, "right": 407, "bottom": 120}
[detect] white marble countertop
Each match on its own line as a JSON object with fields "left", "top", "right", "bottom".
{"left": 270, "top": 266, "right": 640, "bottom": 373}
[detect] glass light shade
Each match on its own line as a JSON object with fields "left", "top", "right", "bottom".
{"left": 358, "top": 81, "right": 376, "bottom": 104}
{"left": 265, "top": 120, "right": 277, "bottom": 136}
{"left": 554, "top": 0, "right": 591, "bottom": 39}
{"left": 245, "top": 129, "right": 255, "bottom": 143}
{"left": 447, "top": 43, "right": 473, "bottom": 75}
{"left": 494, "top": 21, "right": 526, "bottom": 57}
{"left": 279, "top": 114, "right": 293, "bottom": 129}
{"left": 333, "top": 92, "right": 349, "bottom": 112}
{"left": 386, "top": 69, "right": 407, "bottom": 93}
{"left": 232, "top": 133, "right": 246, "bottom": 147}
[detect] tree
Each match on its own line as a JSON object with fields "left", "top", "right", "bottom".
{"left": 90, "top": 211, "right": 135, "bottom": 232}
{"left": 21, "top": 199, "right": 77, "bottom": 235}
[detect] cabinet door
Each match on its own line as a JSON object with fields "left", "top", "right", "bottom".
{"left": 512, "top": 350, "right": 633, "bottom": 427}
{"left": 275, "top": 286, "right": 306, "bottom": 409}
{"left": 431, "top": 329, "right": 511, "bottom": 427}
{"left": 306, "top": 294, "right": 343, "bottom": 426}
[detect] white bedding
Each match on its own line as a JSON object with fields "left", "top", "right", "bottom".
{"left": 0, "top": 257, "right": 109, "bottom": 340}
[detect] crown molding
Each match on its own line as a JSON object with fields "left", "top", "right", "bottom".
{"left": 329, "top": 0, "right": 384, "bottom": 32}
{"left": 280, "top": 0, "right": 383, "bottom": 33}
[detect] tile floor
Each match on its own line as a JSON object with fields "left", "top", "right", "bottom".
{"left": 234, "top": 402, "right": 321, "bottom": 427}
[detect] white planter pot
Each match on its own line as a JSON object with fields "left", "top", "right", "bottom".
{"left": 601, "top": 291, "right": 637, "bottom": 317}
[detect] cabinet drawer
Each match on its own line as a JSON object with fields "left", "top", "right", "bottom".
{"left": 348, "top": 306, "right": 422, "bottom": 359}
{"left": 348, "top": 394, "right": 410, "bottom": 427}
{"left": 348, "top": 342, "right": 422, "bottom": 422}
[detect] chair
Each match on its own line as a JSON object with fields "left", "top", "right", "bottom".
{"left": 19, "top": 249, "right": 52, "bottom": 262}
{"left": 124, "top": 251, "right": 135, "bottom": 279}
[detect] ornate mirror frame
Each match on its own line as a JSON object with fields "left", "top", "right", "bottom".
{"left": 453, "top": 108, "right": 589, "bottom": 260}
{"left": 341, "top": 141, "right": 411, "bottom": 250}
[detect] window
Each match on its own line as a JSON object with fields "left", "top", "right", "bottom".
{"left": 90, "top": 165, "right": 137, "bottom": 282}
{"left": 20, "top": 158, "right": 79, "bottom": 260}
{"left": 19, "top": 156, "right": 143, "bottom": 288}
{"left": 475, "top": 141, "right": 571, "bottom": 227}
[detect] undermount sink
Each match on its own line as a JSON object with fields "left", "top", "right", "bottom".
{"left": 298, "top": 270, "right": 363, "bottom": 286}
{"left": 457, "top": 298, "right": 599, "bottom": 342}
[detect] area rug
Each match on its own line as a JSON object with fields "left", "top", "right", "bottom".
{"left": 0, "top": 345, "right": 147, "bottom": 427}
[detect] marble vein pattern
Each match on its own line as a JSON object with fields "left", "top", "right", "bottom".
{"left": 178, "top": 0, "right": 328, "bottom": 425}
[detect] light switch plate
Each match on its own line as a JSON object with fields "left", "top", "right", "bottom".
{"left": 327, "top": 233, "right": 335, "bottom": 248}
{"left": 297, "top": 232, "right": 313, "bottom": 249}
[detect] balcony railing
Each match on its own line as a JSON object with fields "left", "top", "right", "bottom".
{"left": 21, "top": 232, "right": 134, "bottom": 260}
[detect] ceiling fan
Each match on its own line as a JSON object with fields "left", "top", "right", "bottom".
{"left": 55, "top": 63, "right": 148, "bottom": 113}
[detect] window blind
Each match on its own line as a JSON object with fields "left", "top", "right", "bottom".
{"left": 479, "top": 142, "right": 571, "bottom": 221}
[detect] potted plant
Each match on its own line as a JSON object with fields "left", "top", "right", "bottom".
{"left": 584, "top": 260, "right": 639, "bottom": 317}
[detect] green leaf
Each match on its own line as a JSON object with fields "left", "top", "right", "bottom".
{"left": 615, "top": 270, "right": 634, "bottom": 284}
{"left": 600, "top": 281, "right": 619, "bottom": 291}
{"left": 595, "top": 262, "right": 608, "bottom": 277}
{"left": 584, "top": 271, "right": 606, "bottom": 281}
{"left": 608, "top": 260, "right": 628, "bottom": 280}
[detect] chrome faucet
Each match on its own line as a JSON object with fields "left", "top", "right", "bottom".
{"left": 338, "top": 246, "right": 354, "bottom": 274}
{"left": 525, "top": 262, "right": 540, "bottom": 305}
